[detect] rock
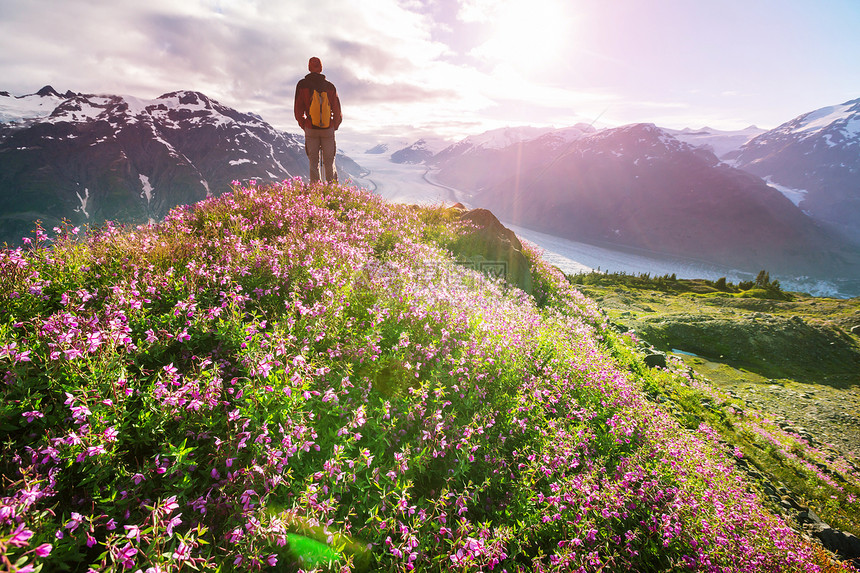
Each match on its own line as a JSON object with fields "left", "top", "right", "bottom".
{"left": 789, "top": 498, "right": 805, "bottom": 511}
{"left": 816, "top": 528, "right": 860, "bottom": 561}
{"left": 644, "top": 353, "right": 667, "bottom": 369}
{"left": 796, "top": 509, "right": 860, "bottom": 560}
{"left": 797, "top": 509, "right": 825, "bottom": 527}
{"left": 455, "top": 208, "right": 533, "bottom": 294}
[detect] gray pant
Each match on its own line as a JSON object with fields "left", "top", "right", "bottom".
{"left": 304, "top": 128, "right": 337, "bottom": 183}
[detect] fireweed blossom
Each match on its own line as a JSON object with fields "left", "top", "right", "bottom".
{"left": 0, "top": 180, "right": 856, "bottom": 572}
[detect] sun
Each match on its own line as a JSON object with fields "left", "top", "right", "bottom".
{"left": 471, "top": 0, "right": 575, "bottom": 73}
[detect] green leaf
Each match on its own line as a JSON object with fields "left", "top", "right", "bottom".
{"left": 286, "top": 533, "right": 342, "bottom": 567}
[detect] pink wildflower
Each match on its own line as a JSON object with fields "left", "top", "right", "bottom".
{"left": 22, "top": 411, "right": 44, "bottom": 423}
{"left": 8, "top": 523, "right": 33, "bottom": 547}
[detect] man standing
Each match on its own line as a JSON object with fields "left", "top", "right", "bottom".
{"left": 294, "top": 57, "right": 342, "bottom": 183}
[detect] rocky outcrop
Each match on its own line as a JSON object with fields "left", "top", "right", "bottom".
{"left": 643, "top": 352, "right": 667, "bottom": 368}
{"left": 452, "top": 208, "right": 533, "bottom": 294}
{"left": 798, "top": 510, "right": 860, "bottom": 564}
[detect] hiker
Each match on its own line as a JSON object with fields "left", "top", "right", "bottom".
{"left": 294, "top": 57, "right": 342, "bottom": 183}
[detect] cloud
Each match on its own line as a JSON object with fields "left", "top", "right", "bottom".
{"left": 5, "top": 0, "right": 854, "bottom": 144}
{"left": 456, "top": 0, "right": 497, "bottom": 23}
{"left": 0, "top": 0, "right": 454, "bottom": 129}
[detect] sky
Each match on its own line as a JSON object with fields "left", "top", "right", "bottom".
{"left": 2, "top": 0, "right": 860, "bottom": 150}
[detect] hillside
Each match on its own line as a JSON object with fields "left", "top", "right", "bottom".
{"left": 0, "top": 180, "right": 857, "bottom": 572}
{"left": 573, "top": 272, "right": 860, "bottom": 554}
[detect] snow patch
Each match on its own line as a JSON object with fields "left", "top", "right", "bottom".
{"left": 229, "top": 158, "right": 253, "bottom": 165}
{"left": 201, "top": 180, "right": 211, "bottom": 198}
{"left": 75, "top": 188, "right": 90, "bottom": 219}
{"left": 763, "top": 176, "right": 807, "bottom": 207}
{"left": 844, "top": 117, "right": 860, "bottom": 137}
{"left": 51, "top": 97, "right": 112, "bottom": 123}
{"left": 139, "top": 174, "right": 153, "bottom": 204}
{"left": 0, "top": 92, "right": 63, "bottom": 123}
{"left": 119, "top": 95, "right": 152, "bottom": 116}
{"left": 795, "top": 102, "right": 854, "bottom": 134}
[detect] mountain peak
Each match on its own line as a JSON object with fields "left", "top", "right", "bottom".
{"left": 157, "top": 90, "right": 215, "bottom": 109}
{"left": 36, "top": 85, "right": 62, "bottom": 98}
{"left": 733, "top": 96, "right": 860, "bottom": 245}
{"left": 775, "top": 98, "right": 860, "bottom": 138}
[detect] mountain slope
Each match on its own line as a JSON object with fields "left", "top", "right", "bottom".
{"left": 438, "top": 123, "right": 856, "bottom": 277}
{"left": 731, "top": 98, "right": 860, "bottom": 243}
{"left": 0, "top": 87, "right": 361, "bottom": 246}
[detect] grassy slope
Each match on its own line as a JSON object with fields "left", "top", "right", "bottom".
{"left": 572, "top": 273, "right": 860, "bottom": 385}
{"left": 574, "top": 273, "right": 860, "bottom": 540}
{"left": 0, "top": 180, "right": 856, "bottom": 572}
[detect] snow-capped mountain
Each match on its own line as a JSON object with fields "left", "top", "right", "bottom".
{"left": 429, "top": 125, "right": 569, "bottom": 165}
{"left": 0, "top": 86, "right": 363, "bottom": 246}
{"left": 730, "top": 97, "right": 860, "bottom": 244}
{"left": 0, "top": 85, "right": 72, "bottom": 123}
{"left": 455, "top": 125, "right": 559, "bottom": 150}
{"left": 390, "top": 137, "right": 449, "bottom": 164}
{"left": 422, "top": 124, "right": 596, "bottom": 192}
{"left": 431, "top": 123, "right": 858, "bottom": 279}
{"left": 664, "top": 125, "right": 765, "bottom": 159}
{"left": 364, "top": 143, "right": 394, "bottom": 155}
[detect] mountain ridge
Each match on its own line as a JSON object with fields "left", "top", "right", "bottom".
{"left": 427, "top": 121, "right": 859, "bottom": 280}
{"left": 0, "top": 86, "right": 365, "bottom": 246}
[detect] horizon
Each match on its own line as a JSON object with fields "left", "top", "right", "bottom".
{"left": 1, "top": 0, "right": 860, "bottom": 146}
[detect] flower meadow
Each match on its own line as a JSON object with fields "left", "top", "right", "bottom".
{"left": 0, "top": 179, "right": 855, "bottom": 572}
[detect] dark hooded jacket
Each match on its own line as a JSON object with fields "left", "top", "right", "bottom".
{"left": 294, "top": 72, "right": 342, "bottom": 130}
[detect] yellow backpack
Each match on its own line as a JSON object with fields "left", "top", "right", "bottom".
{"left": 309, "top": 89, "right": 331, "bottom": 128}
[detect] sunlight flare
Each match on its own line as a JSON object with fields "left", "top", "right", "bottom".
{"left": 468, "top": 0, "right": 577, "bottom": 72}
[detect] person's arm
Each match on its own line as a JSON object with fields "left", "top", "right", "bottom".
{"left": 294, "top": 84, "right": 308, "bottom": 129}
{"left": 330, "top": 88, "right": 342, "bottom": 130}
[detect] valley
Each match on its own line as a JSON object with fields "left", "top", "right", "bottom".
{"left": 575, "top": 274, "right": 860, "bottom": 458}
{"left": 348, "top": 146, "right": 860, "bottom": 297}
